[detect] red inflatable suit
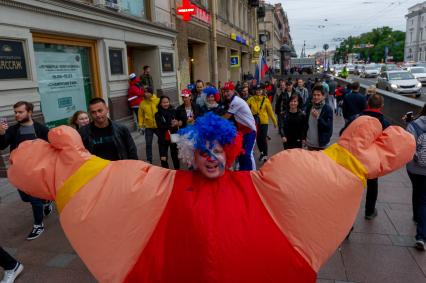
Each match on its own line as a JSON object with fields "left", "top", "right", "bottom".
{"left": 7, "top": 116, "right": 415, "bottom": 283}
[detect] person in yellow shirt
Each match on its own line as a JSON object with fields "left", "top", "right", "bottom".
{"left": 247, "top": 84, "right": 278, "bottom": 162}
{"left": 138, "top": 87, "right": 160, "bottom": 164}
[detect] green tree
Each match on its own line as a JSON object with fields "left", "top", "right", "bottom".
{"left": 333, "top": 27, "right": 405, "bottom": 63}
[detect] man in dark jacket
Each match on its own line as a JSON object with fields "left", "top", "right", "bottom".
{"left": 342, "top": 81, "right": 367, "bottom": 123}
{"left": 361, "top": 94, "right": 390, "bottom": 220}
{"left": 305, "top": 85, "right": 333, "bottom": 150}
{"left": 0, "top": 101, "right": 52, "bottom": 240}
{"left": 140, "top": 65, "right": 154, "bottom": 90}
{"left": 79, "top": 98, "right": 138, "bottom": 161}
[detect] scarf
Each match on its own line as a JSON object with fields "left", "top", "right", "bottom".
{"left": 312, "top": 100, "right": 325, "bottom": 110}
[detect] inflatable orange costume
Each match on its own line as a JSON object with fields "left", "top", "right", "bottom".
{"left": 7, "top": 115, "right": 414, "bottom": 283}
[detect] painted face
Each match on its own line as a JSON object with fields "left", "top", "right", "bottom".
{"left": 88, "top": 102, "right": 109, "bottom": 126}
{"left": 224, "top": 89, "right": 234, "bottom": 101}
{"left": 312, "top": 90, "right": 324, "bottom": 104}
{"left": 206, "top": 95, "right": 216, "bottom": 104}
{"left": 160, "top": 98, "right": 170, "bottom": 109}
{"left": 14, "top": 105, "right": 31, "bottom": 123}
{"left": 77, "top": 113, "right": 90, "bottom": 127}
{"left": 194, "top": 141, "right": 226, "bottom": 179}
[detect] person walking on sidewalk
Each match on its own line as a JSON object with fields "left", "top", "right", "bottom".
{"left": 305, "top": 85, "right": 333, "bottom": 150}
{"left": 138, "top": 87, "right": 160, "bottom": 164}
{"left": 79, "top": 98, "right": 138, "bottom": 161}
{"left": 222, "top": 81, "right": 257, "bottom": 170}
{"left": 247, "top": 85, "right": 277, "bottom": 162}
{"left": 0, "top": 247, "right": 23, "bottom": 283}
{"left": 139, "top": 65, "right": 154, "bottom": 90}
{"left": 361, "top": 94, "right": 390, "bottom": 220}
{"left": 155, "top": 96, "right": 186, "bottom": 169}
{"left": 279, "top": 94, "right": 307, "bottom": 150}
{"left": 0, "top": 101, "right": 52, "bottom": 241}
{"left": 127, "top": 73, "right": 145, "bottom": 120}
{"left": 405, "top": 103, "right": 426, "bottom": 250}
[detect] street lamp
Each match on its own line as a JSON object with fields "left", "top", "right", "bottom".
{"left": 280, "top": 44, "right": 292, "bottom": 75}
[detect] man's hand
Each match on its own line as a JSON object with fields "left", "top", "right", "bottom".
{"left": 282, "top": 137, "right": 287, "bottom": 143}
{"left": 311, "top": 109, "right": 319, "bottom": 119}
{"left": 0, "top": 121, "right": 8, "bottom": 135}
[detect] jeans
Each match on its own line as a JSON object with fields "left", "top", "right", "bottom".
{"left": 238, "top": 131, "right": 256, "bottom": 171}
{"left": 365, "top": 178, "right": 378, "bottom": 216}
{"left": 159, "top": 141, "right": 180, "bottom": 169}
{"left": 18, "top": 190, "right": 44, "bottom": 225}
{"left": 0, "top": 247, "right": 17, "bottom": 270}
{"left": 408, "top": 172, "right": 426, "bottom": 240}
{"left": 144, "top": 128, "right": 158, "bottom": 163}
{"left": 257, "top": 124, "right": 269, "bottom": 156}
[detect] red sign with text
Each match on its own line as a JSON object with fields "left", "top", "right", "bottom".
{"left": 177, "top": 0, "right": 196, "bottom": 21}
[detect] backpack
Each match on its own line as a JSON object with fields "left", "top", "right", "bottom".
{"left": 411, "top": 121, "right": 426, "bottom": 167}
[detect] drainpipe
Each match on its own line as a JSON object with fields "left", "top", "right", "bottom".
{"left": 211, "top": 0, "right": 218, "bottom": 86}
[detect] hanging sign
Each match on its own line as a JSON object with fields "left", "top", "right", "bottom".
{"left": 177, "top": 0, "right": 196, "bottom": 21}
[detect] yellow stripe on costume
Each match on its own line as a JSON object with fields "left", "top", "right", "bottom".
{"left": 56, "top": 156, "right": 111, "bottom": 213}
{"left": 323, "top": 143, "right": 367, "bottom": 187}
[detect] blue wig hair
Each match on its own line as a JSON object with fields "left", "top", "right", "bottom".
{"left": 177, "top": 112, "right": 238, "bottom": 167}
{"left": 203, "top": 86, "right": 218, "bottom": 97}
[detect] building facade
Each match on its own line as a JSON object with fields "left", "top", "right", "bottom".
{"left": 405, "top": 1, "right": 426, "bottom": 62}
{"left": 257, "top": 2, "right": 292, "bottom": 74}
{"left": 174, "top": 0, "right": 259, "bottom": 89}
{"left": 0, "top": 0, "right": 178, "bottom": 175}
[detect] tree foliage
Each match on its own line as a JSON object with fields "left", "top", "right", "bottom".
{"left": 333, "top": 27, "right": 405, "bottom": 63}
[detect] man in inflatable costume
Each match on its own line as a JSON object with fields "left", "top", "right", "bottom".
{"left": 7, "top": 112, "right": 414, "bottom": 283}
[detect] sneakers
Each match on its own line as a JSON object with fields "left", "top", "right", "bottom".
{"left": 1, "top": 262, "right": 23, "bottom": 283}
{"left": 26, "top": 224, "right": 44, "bottom": 241}
{"left": 43, "top": 201, "right": 53, "bottom": 217}
{"left": 415, "top": 240, "right": 425, "bottom": 251}
{"left": 365, "top": 209, "right": 378, "bottom": 220}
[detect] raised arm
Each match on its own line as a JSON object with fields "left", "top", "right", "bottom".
{"left": 250, "top": 116, "right": 415, "bottom": 273}
{"left": 8, "top": 126, "right": 176, "bottom": 283}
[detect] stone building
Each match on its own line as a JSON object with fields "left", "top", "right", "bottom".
{"left": 257, "top": 2, "right": 292, "bottom": 74}
{"left": 0, "top": 0, "right": 178, "bottom": 175}
{"left": 405, "top": 1, "right": 426, "bottom": 61}
{"left": 174, "top": 0, "right": 259, "bottom": 89}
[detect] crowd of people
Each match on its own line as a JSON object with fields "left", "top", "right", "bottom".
{"left": 0, "top": 70, "right": 425, "bottom": 282}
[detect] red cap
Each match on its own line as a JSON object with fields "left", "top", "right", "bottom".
{"left": 181, "top": 89, "right": 192, "bottom": 97}
{"left": 223, "top": 81, "right": 235, "bottom": 91}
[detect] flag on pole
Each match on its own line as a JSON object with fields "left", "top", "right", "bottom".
{"left": 255, "top": 50, "right": 269, "bottom": 82}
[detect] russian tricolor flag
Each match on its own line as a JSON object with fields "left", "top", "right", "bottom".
{"left": 255, "top": 51, "right": 269, "bottom": 82}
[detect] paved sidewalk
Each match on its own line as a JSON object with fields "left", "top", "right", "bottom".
{"left": 1, "top": 115, "right": 425, "bottom": 283}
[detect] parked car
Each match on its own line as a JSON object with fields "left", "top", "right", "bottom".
{"left": 409, "top": 66, "right": 426, "bottom": 86}
{"left": 346, "top": 64, "right": 355, "bottom": 74}
{"left": 360, "top": 65, "right": 380, "bottom": 78}
{"left": 377, "top": 70, "right": 422, "bottom": 97}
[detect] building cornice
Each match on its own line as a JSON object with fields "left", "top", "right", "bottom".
{"left": 0, "top": 0, "right": 177, "bottom": 39}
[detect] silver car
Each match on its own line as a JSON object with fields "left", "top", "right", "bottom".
{"left": 409, "top": 66, "right": 426, "bottom": 86}
{"left": 360, "top": 65, "right": 379, "bottom": 78}
{"left": 377, "top": 70, "right": 422, "bottom": 97}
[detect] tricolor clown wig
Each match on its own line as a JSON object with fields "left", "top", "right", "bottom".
{"left": 177, "top": 112, "right": 243, "bottom": 169}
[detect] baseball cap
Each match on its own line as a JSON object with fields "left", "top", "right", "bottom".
{"left": 129, "top": 73, "right": 137, "bottom": 80}
{"left": 181, "top": 89, "right": 192, "bottom": 97}
{"left": 223, "top": 81, "right": 235, "bottom": 91}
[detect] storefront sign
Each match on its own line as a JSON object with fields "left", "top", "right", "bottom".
{"left": 230, "top": 33, "right": 249, "bottom": 47}
{"left": 35, "top": 52, "right": 87, "bottom": 127}
{"left": 161, "top": 52, "right": 174, "bottom": 72}
{"left": 0, "top": 39, "right": 27, "bottom": 79}
{"left": 109, "top": 48, "right": 124, "bottom": 75}
{"left": 230, "top": 55, "right": 240, "bottom": 68}
{"left": 177, "top": 0, "right": 196, "bottom": 21}
{"left": 194, "top": 6, "right": 211, "bottom": 24}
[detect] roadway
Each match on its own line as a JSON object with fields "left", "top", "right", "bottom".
{"left": 348, "top": 74, "right": 426, "bottom": 103}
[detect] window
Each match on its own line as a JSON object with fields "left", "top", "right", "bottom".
{"left": 121, "top": 0, "right": 147, "bottom": 18}
{"left": 411, "top": 31, "right": 413, "bottom": 43}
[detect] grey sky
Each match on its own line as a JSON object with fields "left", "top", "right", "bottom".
{"left": 269, "top": 0, "right": 421, "bottom": 55}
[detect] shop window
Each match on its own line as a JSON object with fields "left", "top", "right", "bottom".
{"left": 32, "top": 34, "right": 100, "bottom": 128}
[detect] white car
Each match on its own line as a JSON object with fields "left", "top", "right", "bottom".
{"left": 377, "top": 70, "right": 422, "bottom": 97}
{"left": 360, "top": 65, "right": 379, "bottom": 78}
{"left": 409, "top": 66, "right": 426, "bottom": 86}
